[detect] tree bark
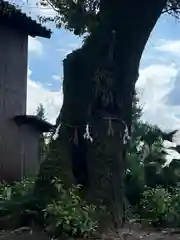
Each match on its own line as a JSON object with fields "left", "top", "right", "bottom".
{"left": 86, "top": 0, "right": 168, "bottom": 229}
{"left": 35, "top": 0, "right": 168, "bottom": 231}
{"left": 87, "top": 115, "right": 126, "bottom": 229}
{"left": 34, "top": 126, "right": 76, "bottom": 202}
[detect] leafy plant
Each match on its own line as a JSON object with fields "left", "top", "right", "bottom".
{"left": 0, "top": 182, "right": 11, "bottom": 201}
{"left": 169, "top": 185, "right": 180, "bottom": 225}
{"left": 44, "top": 178, "right": 97, "bottom": 238}
{"left": 0, "top": 177, "right": 40, "bottom": 229}
{"left": 140, "top": 186, "right": 172, "bottom": 226}
{"left": 0, "top": 177, "right": 35, "bottom": 200}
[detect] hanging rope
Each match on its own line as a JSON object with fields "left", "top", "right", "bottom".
{"left": 103, "top": 116, "right": 130, "bottom": 144}
{"left": 107, "top": 118, "right": 114, "bottom": 136}
{"left": 123, "top": 125, "right": 130, "bottom": 144}
{"left": 52, "top": 121, "right": 93, "bottom": 144}
{"left": 52, "top": 116, "right": 129, "bottom": 145}
{"left": 73, "top": 128, "right": 79, "bottom": 145}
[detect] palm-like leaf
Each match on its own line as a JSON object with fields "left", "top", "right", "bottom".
{"left": 161, "top": 129, "right": 179, "bottom": 142}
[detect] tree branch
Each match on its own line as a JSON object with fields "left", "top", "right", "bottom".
{"left": 41, "top": 0, "right": 59, "bottom": 13}
{"left": 162, "top": 0, "right": 180, "bottom": 18}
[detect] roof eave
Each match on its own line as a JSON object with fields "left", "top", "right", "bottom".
{"left": 13, "top": 115, "right": 55, "bottom": 133}
{"left": 0, "top": 1, "right": 52, "bottom": 39}
{"left": 30, "top": 30, "right": 52, "bottom": 39}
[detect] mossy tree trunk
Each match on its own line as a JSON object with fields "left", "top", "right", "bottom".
{"left": 35, "top": 0, "right": 167, "bottom": 229}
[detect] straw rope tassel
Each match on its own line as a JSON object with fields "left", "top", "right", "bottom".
{"left": 73, "top": 128, "right": 79, "bottom": 145}
{"left": 84, "top": 124, "right": 93, "bottom": 142}
{"left": 123, "top": 125, "right": 130, "bottom": 144}
{"left": 107, "top": 118, "right": 114, "bottom": 136}
{"left": 52, "top": 123, "right": 61, "bottom": 140}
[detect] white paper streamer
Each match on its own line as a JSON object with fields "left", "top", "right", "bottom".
{"left": 52, "top": 123, "right": 61, "bottom": 140}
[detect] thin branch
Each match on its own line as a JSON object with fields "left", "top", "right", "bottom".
{"left": 42, "top": 0, "right": 59, "bottom": 13}
{"left": 162, "top": 0, "right": 180, "bottom": 18}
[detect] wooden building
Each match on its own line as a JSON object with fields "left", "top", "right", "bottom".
{"left": 0, "top": 1, "right": 53, "bottom": 182}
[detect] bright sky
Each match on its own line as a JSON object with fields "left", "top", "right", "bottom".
{"left": 9, "top": 1, "right": 180, "bottom": 133}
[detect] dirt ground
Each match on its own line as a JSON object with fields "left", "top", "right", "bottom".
{"left": 0, "top": 228, "right": 50, "bottom": 240}
{"left": 1, "top": 227, "right": 180, "bottom": 240}
{"left": 101, "top": 227, "right": 180, "bottom": 240}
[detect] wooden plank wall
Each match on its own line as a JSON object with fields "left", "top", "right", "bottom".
{"left": 0, "top": 23, "right": 28, "bottom": 182}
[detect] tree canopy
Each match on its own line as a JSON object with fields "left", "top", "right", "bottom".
{"left": 39, "top": 0, "right": 180, "bottom": 35}
{"left": 36, "top": 103, "right": 47, "bottom": 121}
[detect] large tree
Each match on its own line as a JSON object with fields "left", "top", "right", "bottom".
{"left": 36, "top": 0, "right": 180, "bottom": 230}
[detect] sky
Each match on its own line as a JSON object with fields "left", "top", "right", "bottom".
{"left": 8, "top": 1, "right": 180, "bottom": 134}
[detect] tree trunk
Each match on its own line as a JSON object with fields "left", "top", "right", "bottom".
{"left": 87, "top": 115, "right": 126, "bottom": 229}
{"left": 35, "top": 0, "right": 168, "bottom": 231}
{"left": 86, "top": 0, "right": 167, "bottom": 229}
{"left": 34, "top": 126, "right": 76, "bottom": 202}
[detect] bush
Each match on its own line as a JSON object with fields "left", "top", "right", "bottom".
{"left": 0, "top": 177, "right": 97, "bottom": 238}
{"left": 140, "top": 186, "right": 172, "bottom": 226}
{"left": 44, "top": 178, "right": 97, "bottom": 238}
{"left": 0, "top": 177, "right": 39, "bottom": 229}
{"left": 0, "top": 177, "right": 35, "bottom": 200}
{"left": 170, "top": 185, "right": 180, "bottom": 225}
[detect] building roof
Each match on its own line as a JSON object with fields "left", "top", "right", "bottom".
{"left": 0, "top": 0, "right": 51, "bottom": 38}
{"left": 13, "top": 115, "right": 55, "bottom": 133}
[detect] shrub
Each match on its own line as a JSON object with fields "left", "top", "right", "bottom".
{"left": 0, "top": 177, "right": 35, "bottom": 200}
{"left": 0, "top": 177, "right": 39, "bottom": 229}
{"left": 44, "top": 178, "right": 97, "bottom": 238}
{"left": 140, "top": 186, "right": 172, "bottom": 226}
{"left": 11, "top": 177, "right": 35, "bottom": 198}
{"left": 170, "top": 185, "right": 180, "bottom": 225}
{"left": 0, "top": 177, "right": 97, "bottom": 237}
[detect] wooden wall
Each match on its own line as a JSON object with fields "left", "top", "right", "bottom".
{"left": 19, "top": 125, "right": 40, "bottom": 178}
{"left": 0, "top": 23, "right": 40, "bottom": 182}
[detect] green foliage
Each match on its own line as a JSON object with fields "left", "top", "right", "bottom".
{"left": 44, "top": 178, "right": 97, "bottom": 238}
{"left": 132, "top": 122, "right": 163, "bottom": 146}
{"left": 36, "top": 103, "right": 47, "bottom": 121}
{"left": 0, "top": 178, "right": 39, "bottom": 229}
{"left": 39, "top": 0, "right": 100, "bottom": 35}
{"left": 0, "top": 177, "right": 35, "bottom": 200}
{"left": 132, "top": 93, "right": 142, "bottom": 124}
{"left": 139, "top": 185, "right": 180, "bottom": 227}
{"left": 36, "top": 103, "right": 49, "bottom": 161}
{"left": 140, "top": 186, "right": 172, "bottom": 225}
{"left": 0, "top": 176, "right": 97, "bottom": 238}
{"left": 37, "top": 0, "right": 180, "bottom": 36}
{"left": 126, "top": 118, "right": 167, "bottom": 204}
{"left": 170, "top": 185, "right": 180, "bottom": 224}
{"left": 125, "top": 94, "right": 180, "bottom": 227}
